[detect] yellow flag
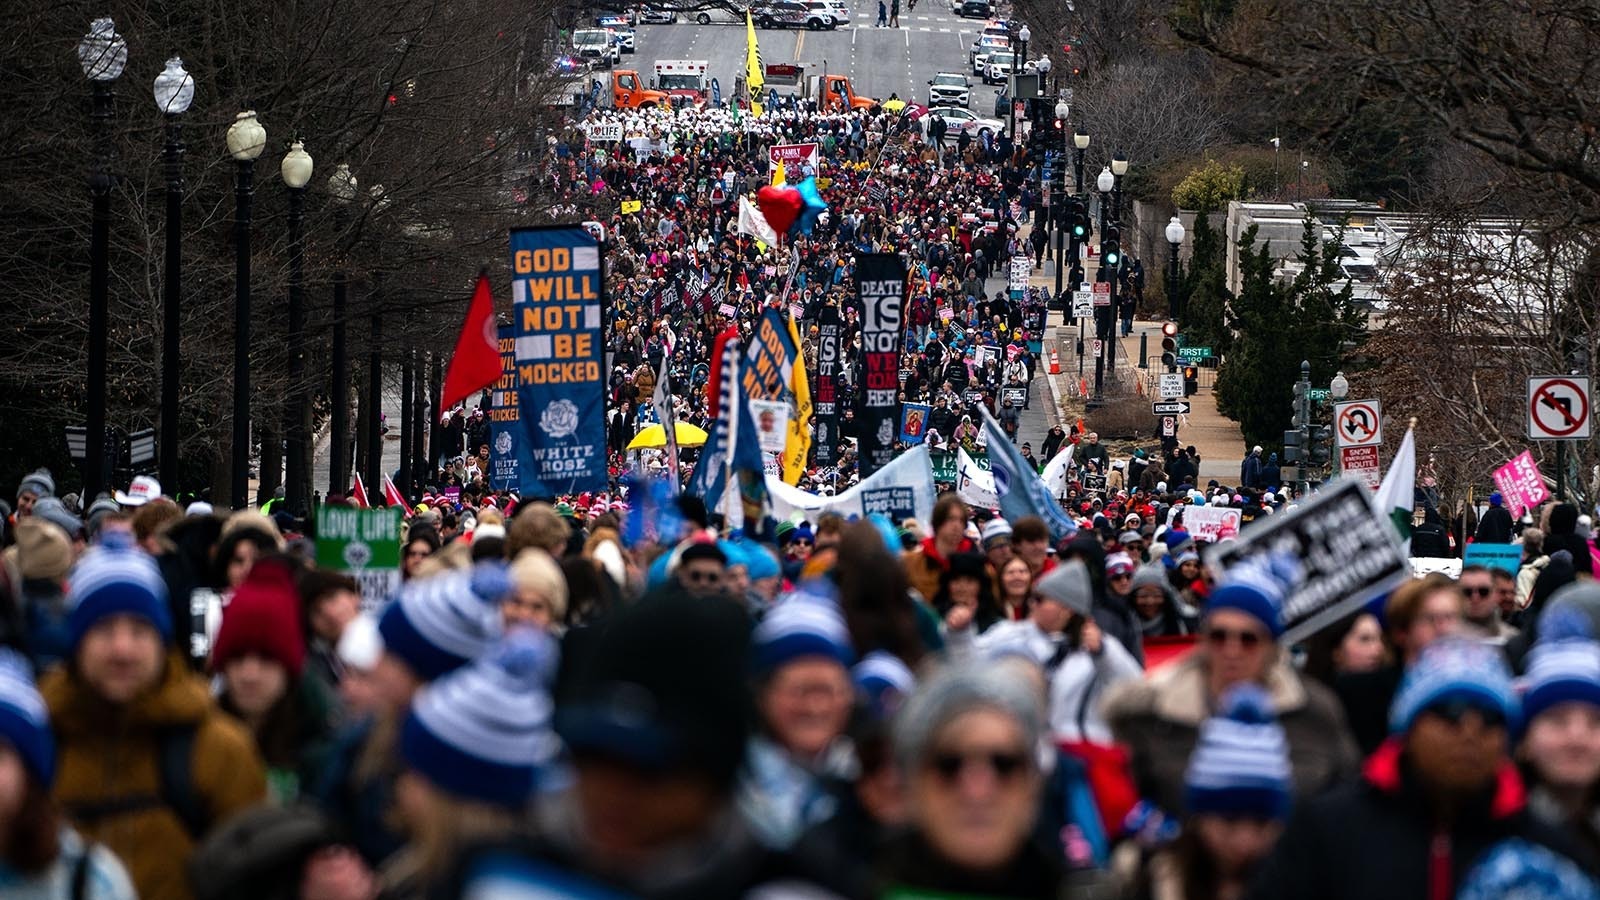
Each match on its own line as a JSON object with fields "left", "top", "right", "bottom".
{"left": 620, "top": 199, "right": 642, "bottom": 215}
{"left": 772, "top": 161, "right": 787, "bottom": 186}
{"left": 745, "top": 9, "right": 765, "bottom": 117}
{"left": 782, "top": 312, "right": 813, "bottom": 485}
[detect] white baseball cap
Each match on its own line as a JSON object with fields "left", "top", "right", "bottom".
{"left": 113, "top": 475, "right": 162, "bottom": 507}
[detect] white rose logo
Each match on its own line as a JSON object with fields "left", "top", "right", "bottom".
{"left": 494, "top": 429, "right": 513, "bottom": 457}
{"left": 540, "top": 399, "right": 580, "bottom": 439}
{"left": 342, "top": 541, "right": 372, "bottom": 571}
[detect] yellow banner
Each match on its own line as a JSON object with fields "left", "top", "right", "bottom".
{"left": 620, "top": 199, "right": 642, "bottom": 215}
{"left": 746, "top": 9, "right": 765, "bottom": 117}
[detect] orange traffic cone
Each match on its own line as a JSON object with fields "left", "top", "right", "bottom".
{"left": 1048, "top": 347, "right": 1061, "bottom": 375}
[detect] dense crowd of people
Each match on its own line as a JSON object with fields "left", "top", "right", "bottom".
{"left": 2, "top": 92, "right": 1599, "bottom": 900}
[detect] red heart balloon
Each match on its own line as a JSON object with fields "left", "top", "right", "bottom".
{"left": 756, "top": 185, "right": 804, "bottom": 239}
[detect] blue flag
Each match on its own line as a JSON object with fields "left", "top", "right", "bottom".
{"left": 980, "top": 407, "right": 1078, "bottom": 541}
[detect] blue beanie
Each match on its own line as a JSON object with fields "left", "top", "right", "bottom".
{"left": 1389, "top": 636, "right": 1517, "bottom": 735}
{"left": 66, "top": 534, "right": 172, "bottom": 651}
{"left": 401, "top": 630, "right": 561, "bottom": 807}
{"left": 0, "top": 650, "right": 53, "bottom": 787}
{"left": 752, "top": 580, "right": 854, "bottom": 675}
{"left": 1206, "top": 553, "right": 1297, "bottom": 638}
{"left": 740, "top": 541, "right": 782, "bottom": 581}
{"left": 853, "top": 650, "right": 916, "bottom": 721}
{"left": 379, "top": 561, "right": 508, "bottom": 682}
{"left": 1185, "top": 685, "right": 1291, "bottom": 820}
{"left": 1518, "top": 609, "right": 1600, "bottom": 725}
{"left": 1489, "top": 492, "right": 1504, "bottom": 507}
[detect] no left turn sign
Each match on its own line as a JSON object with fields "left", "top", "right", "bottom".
{"left": 1334, "top": 399, "right": 1383, "bottom": 448}
{"left": 1528, "top": 375, "right": 1592, "bottom": 440}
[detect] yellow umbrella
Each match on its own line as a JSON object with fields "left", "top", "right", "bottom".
{"left": 626, "top": 421, "right": 709, "bottom": 450}
{"left": 882, "top": 98, "right": 907, "bottom": 114}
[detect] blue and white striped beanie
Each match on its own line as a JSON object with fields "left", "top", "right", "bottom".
{"left": 853, "top": 650, "right": 916, "bottom": 720}
{"left": 1185, "top": 684, "right": 1291, "bottom": 820}
{"left": 66, "top": 532, "right": 171, "bottom": 651}
{"left": 1519, "top": 608, "right": 1600, "bottom": 725}
{"left": 753, "top": 580, "right": 855, "bottom": 675}
{"left": 1389, "top": 636, "right": 1517, "bottom": 735}
{"left": 0, "top": 649, "right": 53, "bottom": 787}
{"left": 378, "top": 560, "right": 509, "bottom": 682}
{"left": 401, "top": 629, "right": 562, "bottom": 808}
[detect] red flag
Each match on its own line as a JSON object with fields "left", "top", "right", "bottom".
{"left": 351, "top": 473, "right": 370, "bottom": 509}
{"left": 382, "top": 472, "right": 408, "bottom": 511}
{"left": 706, "top": 326, "right": 739, "bottom": 420}
{"left": 440, "top": 273, "right": 502, "bottom": 411}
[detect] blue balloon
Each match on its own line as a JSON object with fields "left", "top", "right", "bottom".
{"left": 790, "top": 176, "right": 829, "bottom": 237}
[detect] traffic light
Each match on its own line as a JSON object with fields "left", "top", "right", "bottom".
{"left": 1308, "top": 426, "right": 1333, "bottom": 467}
{"left": 1282, "top": 429, "right": 1304, "bottom": 464}
{"left": 1183, "top": 365, "right": 1198, "bottom": 395}
{"left": 1160, "top": 321, "right": 1178, "bottom": 369}
{"left": 1102, "top": 225, "right": 1121, "bottom": 268}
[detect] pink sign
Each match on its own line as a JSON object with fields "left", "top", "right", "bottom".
{"left": 1492, "top": 451, "right": 1549, "bottom": 519}
{"left": 1183, "top": 506, "right": 1242, "bottom": 543}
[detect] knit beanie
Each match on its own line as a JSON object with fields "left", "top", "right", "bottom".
{"left": 741, "top": 542, "right": 782, "bottom": 580}
{"left": 1206, "top": 552, "right": 1298, "bottom": 638}
{"left": 210, "top": 558, "right": 306, "bottom": 678}
{"left": 1035, "top": 558, "right": 1093, "bottom": 617}
{"left": 0, "top": 649, "right": 54, "bottom": 787}
{"left": 378, "top": 560, "right": 510, "bottom": 682}
{"left": 15, "top": 518, "right": 72, "bottom": 581}
{"left": 1185, "top": 685, "right": 1291, "bottom": 820}
{"left": 853, "top": 650, "right": 916, "bottom": 721}
{"left": 1518, "top": 608, "right": 1600, "bottom": 725}
{"left": 66, "top": 534, "right": 172, "bottom": 651}
{"left": 17, "top": 468, "right": 54, "bottom": 501}
{"left": 752, "top": 581, "right": 855, "bottom": 675}
{"left": 400, "top": 630, "right": 561, "bottom": 808}
{"left": 980, "top": 518, "right": 1013, "bottom": 549}
{"left": 32, "top": 497, "right": 83, "bottom": 540}
{"left": 1389, "top": 636, "right": 1518, "bottom": 735}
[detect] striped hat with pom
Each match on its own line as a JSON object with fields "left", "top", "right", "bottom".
{"left": 1185, "top": 684, "right": 1292, "bottom": 820}
{"left": 378, "top": 560, "right": 509, "bottom": 682}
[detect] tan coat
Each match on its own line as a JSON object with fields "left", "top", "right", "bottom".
{"left": 1102, "top": 652, "right": 1359, "bottom": 816}
{"left": 44, "top": 654, "right": 267, "bottom": 900}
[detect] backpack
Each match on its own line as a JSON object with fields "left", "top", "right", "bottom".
{"left": 66, "top": 725, "right": 208, "bottom": 841}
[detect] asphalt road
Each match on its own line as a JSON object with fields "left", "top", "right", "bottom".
{"left": 627, "top": 2, "right": 1004, "bottom": 113}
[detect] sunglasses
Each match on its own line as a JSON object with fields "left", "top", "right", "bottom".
{"left": 792, "top": 539, "right": 813, "bottom": 547}
{"left": 683, "top": 569, "right": 722, "bottom": 584}
{"left": 1108, "top": 571, "right": 1133, "bottom": 581}
{"left": 927, "top": 749, "right": 1030, "bottom": 782}
{"left": 1205, "top": 626, "right": 1264, "bottom": 649}
{"left": 1425, "top": 697, "right": 1506, "bottom": 729}
{"left": 1460, "top": 586, "right": 1493, "bottom": 598}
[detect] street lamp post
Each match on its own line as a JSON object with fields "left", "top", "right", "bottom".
{"left": 1091, "top": 165, "right": 1114, "bottom": 405}
{"left": 1072, "top": 131, "right": 1089, "bottom": 196}
{"left": 153, "top": 57, "right": 193, "bottom": 495}
{"left": 78, "top": 17, "right": 127, "bottom": 503}
{"left": 226, "top": 110, "right": 266, "bottom": 509}
{"left": 1053, "top": 98, "right": 1069, "bottom": 304}
{"left": 1109, "top": 153, "right": 1130, "bottom": 339}
{"left": 1329, "top": 370, "right": 1349, "bottom": 477}
{"left": 328, "top": 163, "right": 356, "bottom": 496}
{"left": 1008, "top": 25, "right": 1030, "bottom": 144}
{"left": 1165, "top": 215, "right": 1185, "bottom": 323}
{"left": 281, "top": 140, "right": 313, "bottom": 515}
{"left": 1110, "top": 152, "right": 1128, "bottom": 222}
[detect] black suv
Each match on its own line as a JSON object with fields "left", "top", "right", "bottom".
{"left": 754, "top": 0, "right": 837, "bottom": 29}
{"left": 957, "top": 0, "right": 992, "bottom": 16}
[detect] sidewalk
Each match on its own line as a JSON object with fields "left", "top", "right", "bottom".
{"left": 1018, "top": 239, "right": 1245, "bottom": 483}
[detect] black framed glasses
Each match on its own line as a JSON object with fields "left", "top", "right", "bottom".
{"left": 927, "top": 749, "right": 1030, "bottom": 783}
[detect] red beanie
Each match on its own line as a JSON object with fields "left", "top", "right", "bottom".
{"left": 210, "top": 558, "right": 306, "bottom": 678}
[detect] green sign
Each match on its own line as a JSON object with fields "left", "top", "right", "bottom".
{"left": 316, "top": 506, "right": 402, "bottom": 610}
{"left": 1177, "top": 346, "right": 1212, "bottom": 360}
{"left": 931, "top": 450, "right": 989, "bottom": 482}
{"left": 1308, "top": 388, "right": 1331, "bottom": 402}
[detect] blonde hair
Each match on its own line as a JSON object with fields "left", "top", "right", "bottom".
{"left": 510, "top": 548, "right": 569, "bottom": 621}
{"left": 507, "top": 504, "right": 571, "bottom": 557}
{"left": 397, "top": 777, "right": 520, "bottom": 882}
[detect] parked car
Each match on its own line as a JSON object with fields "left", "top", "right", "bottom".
{"left": 753, "top": 0, "right": 837, "bottom": 28}
{"left": 638, "top": 7, "right": 678, "bottom": 22}
{"left": 607, "top": 27, "right": 637, "bottom": 53}
{"left": 969, "top": 33, "right": 1010, "bottom": 74}
{"left": 691, "top": 3, "right": 749, "bottom": 23}
{"left": 926, "top": 105, "right": 1003, "bottom": 139}
{"left": 927, "top": 72, "right": 970, "bottom": 108}
{"left": 957, "top": 0, "right": 993, "bottom": 18}
{"left": 810, "top": 0, "right": 851, "bottom": 21}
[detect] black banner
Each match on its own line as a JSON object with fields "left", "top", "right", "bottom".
{"left": 856, "top": 254, "right": 907, "bottom": 478}
{"left": 814, "top": 305, "right": 842, "bottom": 467}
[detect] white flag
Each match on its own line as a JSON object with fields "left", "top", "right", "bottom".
{"left": 1373, "top": 424, "right": 1416, "bottom": 554}
{"left": 737, "top": 195, "right": 779, "bottom": 247}
{"left": 1041, "top": 445, "right": 1076, "bottom": 499}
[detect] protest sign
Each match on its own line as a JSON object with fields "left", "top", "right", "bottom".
{"left": 1492, "top": 450, "right": 1549, "bottom": 519}
{"left": 489, "top": 326, "right": 522, "bottom": 491}
{"left": 766, "top": 445, "right": 935, "bottom": 529}
{"left": 901, "top": 402, "right": 931, "bottom": 443}
{"left": 814, "top": 306, "right": 842, "bottom": 466}
{"left": 316, "top": 506, "right": 401, "bottom": 611}
{"left": 1205, "top": 479, "right": 1410, "bottom": 644}
{"left": 1182, "top": 506, "right": 1243, "bottom": 543}
{"left": 857, "top": 254, "right": 907, "bottom": 477}
{"left": 749, "top": 399, "right": 790, "bottom": 453}
{"left": 1463, "top": 543, "right": 1522, "bottom": 576}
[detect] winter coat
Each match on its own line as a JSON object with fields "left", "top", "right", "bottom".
{"left": 902, "top": 537, "right": 973, "bottom": 603}
{"left": 951, "top": 619, "right": 1142, "bottom": 742}
{"left": 0, "top": 826, "right": 137, "bottom": 900}
{"left": 1241, "top": 452, "right": 1262, "bottom": 489}
{"left": 1475, "top": 505, "right": 1515, "bottom": 543}
{"left": 1248, "top": 740, "right": 1595, "bottom": 900}
{"left": 1103, "top": 653, "right": 1359, "bottom": 817}
{"left": 43, "top": 655, "right": 267, "bottom": 900}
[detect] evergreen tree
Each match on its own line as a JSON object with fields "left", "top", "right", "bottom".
{"left": 1179, "top": 207, "right": 1232, "bottom": 355}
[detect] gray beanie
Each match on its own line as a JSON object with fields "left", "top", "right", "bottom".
{"left": 31, "top": 497, "right": 82, "bottom": 539}
{"left": 1129, "top": 563, "right": 1175, "bottom": 602}
{"left": 17, "top": 468, "right": 54, "bottom": 501}
{"left": 1035, "top": 558, "right": 1094, "bottom": 617}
